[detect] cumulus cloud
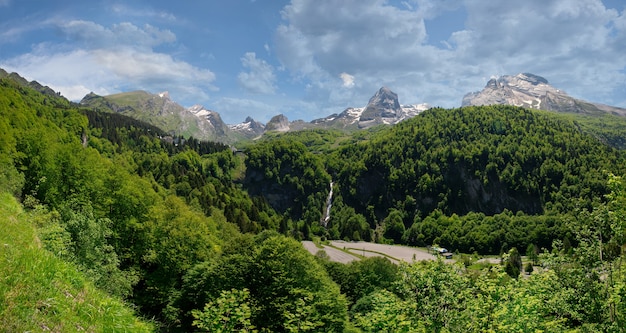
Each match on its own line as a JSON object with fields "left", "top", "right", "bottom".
{"left": 456, "top": 0, "right": 626, "bottom": 101}
{"left": 0, "top": 20, "right": 216, "bottom": 104}
{"left": 59, "top": 20, "right": 176, "bottom": 50}
{"left": 275, "top": 0, "right": 626, "bottom": 112}
{"left": 276, "top": 0, "right": 429, "bottom": 76}
{"left": 237, "top": 52, "right": 277, "bottom": 94}
{"left": 339, "top": 72, "right": 355, "bottom": 88}
{"left": 274, "top": 0, "right": 456, "bottom": 113}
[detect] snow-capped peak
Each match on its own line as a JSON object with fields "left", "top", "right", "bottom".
{"left": 187, "top": 104, "right": 213, "bottom": 118}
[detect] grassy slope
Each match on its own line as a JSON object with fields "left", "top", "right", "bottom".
{"left": 0, "top": 192, "right": 154, "bottom": 332}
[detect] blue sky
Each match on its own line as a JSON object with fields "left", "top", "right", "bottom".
{"left": 1, "top": 0, "right": 625, "bottom": 124}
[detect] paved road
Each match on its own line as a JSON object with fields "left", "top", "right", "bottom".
{"left": 330, "top": 241, "right": 437, "bottom": 263}
{"left": 303, "top": 240, "right": 438, "bottom": 264}
{"left": 302, "top": 241, "right": 360, "bottom": 263}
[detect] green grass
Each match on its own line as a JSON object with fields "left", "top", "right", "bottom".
{"left": 0, "top": 192, "right": 154, "bottom": 332}
{"left": 342, "top": 247, "right": 400, "bottom": 262}
{"left": 323, "top": 243, "right": 401, "bottom": 262}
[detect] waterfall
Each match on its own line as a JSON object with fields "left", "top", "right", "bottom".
{"left": 321, "top": 181, "right": 333, "bottom": 227}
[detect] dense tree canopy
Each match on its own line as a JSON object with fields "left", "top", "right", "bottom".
{"left": 3, "top": 72, "right": 626, "bottom": 332}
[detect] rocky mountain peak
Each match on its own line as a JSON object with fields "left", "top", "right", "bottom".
{"left": 360, "top": 86, "right": 402, "bottom": 122}
{"left": 462, "top": 73, "right": 563, "bottom": 109}
{"left": 367, "top": 86, "right": 401, "bottom": 111}
{"left": 265, "top": 114, "right": 290, "bottom": 132}
{"left": 229, "top": 116, "right": 266, "bottom": 139}
{"left": 517, "top": 73, "right": 548, "bottom": 85}
{"left": 247, "top": 117, "right": 265, "bottom": 131}
{"left": 463, "top": 73, "right": 626, "bottom": 116}
{"left": 486, "top": 78, "right": 499, "bottom": 89}
{"left": 187, "top": 104, "right": 209, "bottom": 116}
{"left": 306, "top": 87, "right": 427, "bottom": 130}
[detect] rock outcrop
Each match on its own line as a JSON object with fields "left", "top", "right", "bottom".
{"left": 265, "top": 114, "right": 290, "bottom": 132}
{"left": 310, "top": 87, "right": 429, "bottom": 129}
{"left": 463, "top": 73, "right": 626, "bottom": 116}
{"left": 228, "top": 116, "right": 266, "bottom": 139}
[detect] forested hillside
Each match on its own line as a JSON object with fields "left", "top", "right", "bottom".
{"left": 245, "top": 106, "right": 626, "bottom": 252}
{"left": 0, "top": 75, "right": 343, "bottom": 331}
{"left": 2, "top": 72, "right": 626, "bottom": 332}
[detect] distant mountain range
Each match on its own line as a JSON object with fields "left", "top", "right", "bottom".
{"left": 463, "top": 73, "right": 626, "bottom": 116}
{"left": 3, "top": 67, "right": 625, "bottom": 145}
{"left": 79, "top": 86, "right": 431, "bottom": 144}
{"left": 308, "top": 87, "right": 429, "bottom": 129}
{"left": 80, "top": 72, "right": 623, "bottom": 145}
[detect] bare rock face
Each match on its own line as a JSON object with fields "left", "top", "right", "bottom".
{"left": 462, "top": 73, "right": 626, "bottom": 116}
{"left": 265, "top": 114, "right": 290, "bottom": 132}
{"left": 228, "top": 116, "right": 266, "bottom": 139}
{"left": 462, "top": 73, "right": 562, "bottom": 109}
{"left": 360, "top": 86, "right": 402, "bottom": 121}
{"left": 357, "top": 86, "right": 430, "bottom": 128}
{"left": 187, "top": 105, "right": 231, "bottom": 138}
{"left": 309, "top": 87, "right": 429, "bottom": 129}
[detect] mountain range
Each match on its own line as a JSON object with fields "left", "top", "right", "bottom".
{"left": 3, "top": 67, "right": 625, "bottom": 145}
{"left": 78, "top": 86, "right": 430, "bottom": 144}
{"left": 81, "top": 72, "right": 626, "bottom": 145}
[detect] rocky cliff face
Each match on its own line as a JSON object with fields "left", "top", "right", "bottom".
{"left": 265, "top": 114, "right": 290, "bottom": 132}
{"left": 360, "top": 87, "right": 401, "bottom": 121}
{"left": 187, "top": 104, "right": 231, "bottom": 139}
{"left": 463, "top": 73, "right": 626, "bottom": 116}
{"left": 80, "top": 91, "right": 237, "bottom": 143}
{"left": 310, "top": 87, "right": 429, "bottom": 129}
{"left": 228, "top": 116, "right": 266, "bottom": 139}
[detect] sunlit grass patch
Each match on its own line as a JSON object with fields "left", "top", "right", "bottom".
{"left": 0, "top": 192, "right": 154, "bottom": 332}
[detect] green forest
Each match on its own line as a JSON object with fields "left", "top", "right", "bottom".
{"left": 2, "top": 72, "right": 626, "bottom": 332}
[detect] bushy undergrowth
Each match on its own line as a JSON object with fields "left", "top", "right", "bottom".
{"left": 0, "top": 192, "right": 154, "bottom": 332}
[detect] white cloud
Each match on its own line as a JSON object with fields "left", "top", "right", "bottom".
{"left": 276, "top": 0, "right": 429, "bottom": 76}
{"left": 237, "top": 52, "right": 277, "bottom": 94}
{"left": 274, "top": 0, "right": 455, "bottom": 111}
{"left": 339, "top": 72, "right": 355, "bottom": 88}
{"left": 456, "top": 0, "right": 626, "bottom": 102}
{"left": 274, "top": 0, "right": 626, "bottom": 112}
{"left": 0, "top": 25, "right": 32, "bottom": 44}
{"left": 59, "top": 20, "right": 176, "bottom": 50}
{"left": 0, "top": 20, "right": 217, "bottom": 105}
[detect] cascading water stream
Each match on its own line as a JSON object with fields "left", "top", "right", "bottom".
{"left": 321, "top": 181, "right": 333, "bottom": 227}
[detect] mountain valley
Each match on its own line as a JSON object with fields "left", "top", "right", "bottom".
{"left": 2, "top": 68, "right": 626, "bottom": 332}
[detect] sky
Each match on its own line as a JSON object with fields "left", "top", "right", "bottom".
{"left": 1, "top": 0, "right": 625, "bottom": 124}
